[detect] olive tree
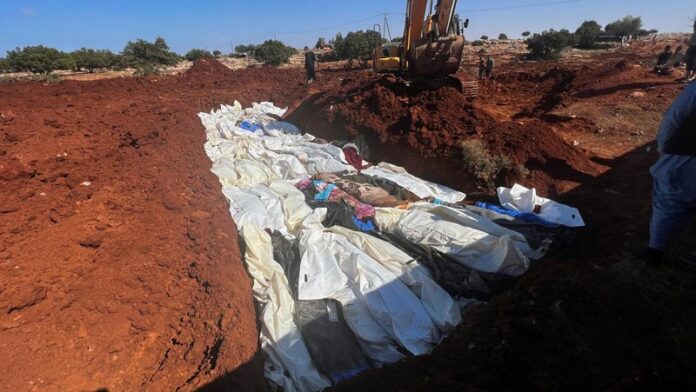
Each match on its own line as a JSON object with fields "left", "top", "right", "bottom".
{"left": 121, "top": 37, "right": 180, "bottom": 74}
{"left": 184, "top": 49, "right": 214, "bottom": 61}
{"left": 5, "top": 45, "right": 74, "bottom": 74}
{"left": 605, "top": 16, "right": 643, "bottom": 38}
{"left": 71, "top": 48, "right": 120, "bottom": 72}
{"left": 526, "top": 29, "right": 577, "bottom": 59}
{"left": 253, "top": 40, "right": 296, "bottom": 66}
{"left": 574, "top": 21, "right": 602, "bottom": 49}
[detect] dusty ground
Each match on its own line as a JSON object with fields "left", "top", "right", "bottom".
{"left": 1, "top": 39, "right": 696, "bottom": 391}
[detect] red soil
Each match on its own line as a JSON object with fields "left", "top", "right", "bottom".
{"left": 0, "top": 59, "right": 308, "bottom": 391}
{"left": 2, "top": 50, "right": 695, "bottom": 392}
{"left": 287, "top": 72, "right": 602, "bottom": 195}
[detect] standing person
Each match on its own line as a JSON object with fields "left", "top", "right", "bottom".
{"left": 644, "top": 81, "right": 696, "bottom": 265}
{"left": 485, "top": 55, "right": 495, "bottom": 79}
{"left": 673, "top": 46, "right": 685, "bottom": 67}
{"left": 685, "top": 20, "right": 696, "bottom": 82}
{"left": 304, "top": 46, "right": 317, "bottom": 85}
{"left": 478, "top": 55, "right": 486, "bottom": 80}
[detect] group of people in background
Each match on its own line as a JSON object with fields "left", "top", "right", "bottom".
{"left": 478, "top": 54, "right": 495, "bottom": 80}
{"left": 655, "top": 22, "right": 696, "bottom": 82}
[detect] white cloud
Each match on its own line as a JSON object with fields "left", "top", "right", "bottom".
{"left": 19, "top": 7, "right": 36, "bottom": 16}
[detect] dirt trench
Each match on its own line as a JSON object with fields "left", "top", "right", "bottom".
{"left": 2, "top": 56, "right": 695, "bottom": 391}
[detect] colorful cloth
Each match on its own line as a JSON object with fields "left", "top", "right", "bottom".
{"left": 475, "top": 202, "right": 556, "bottom": 228}
{"left": 313, "top": 181, "right": 337, "bottom": 202}
{"left": 298, "top": 178, "right": 376, "bottom": 219}
{"left": 316, "top": 173, "right": 406, "bottom": 207}
{"left": 351, "top": 216, "right": 376, "bottom": 232}
{"left": 343, "top": 146, "right": 366, "bottom": 173}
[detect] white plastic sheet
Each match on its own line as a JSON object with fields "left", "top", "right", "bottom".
{"left": 243, "top": 225, "right": 331, "bottom": 392}
{"left": 222, "top": 185, "right": 289, "bottom": 237}
{"left": 200, "top": 102, "right": 549, "bottom": 390}
{"left": 363, "top": 162, "right": 467, "bottom": 203}
{"left": 297, "top": 229, "right": 405, "bottom": 365}
{"left": 375, "top": 207, "right": 530, "bottom": 277}
{"left": 298, "top": 229, "right": 440, "bottom": 357}
{"left": 408, "top": 202, "right": 550, "bottom": 260}
{"left": 497, "top": 184, "right": 585, "bottom": 227}
{"left": 326, "top": 226, "right": 462, "bottom": 332}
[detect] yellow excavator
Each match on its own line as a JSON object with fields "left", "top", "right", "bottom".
{"left": 373, "top": 0, "right": 476, "bottom": 95}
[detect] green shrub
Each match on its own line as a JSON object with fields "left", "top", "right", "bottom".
{"left": 5, "top": 45, "right": 74, "bottom": 74}
{"left": 0, "top": 58, "right": 9, "bottom": 73}
{"left": 575, "top": 21, "right": 602, "bottom": 49}
{"left": 522, "top": 31, "right": 531, "bottom": 38}
{"left": 331, "top": 30, "right": 384, "bottom": 64}
{"left": 184, "top": 48, "right": 214, "bottom": 61}
{"left": 498, "top": 33, "right": 509, "bottom": 40}
{"left": 526, "top": 29, "right": 576, "bottom": 59}
{"left": 213, "top": 50, "right": 222, "bottom": 58}
{"left": 234, "top": 44, "right": 256, "bottom": 55}
{"left": 471, "top": 40, "right": 485, "bottom": 46}
{"left": 133, "top": 63, "right": 160, "bottom": 77}
{"left": 71, "top": 48, "right": 120, "bottom": 72}
{"left": 637, "top": 29, "right": 658, "bottom": 37}
{"left": 318, "top": 51, "right": 338, "bottom": 62}
{"left": 253, "top": 40, "right": 296, "bottom": 66}
{"left": 481, "top": 35, "right": 489, "bottom": 40}
{"left": 121, "top": 37, "right": 179, "bottom": 70}
{"left": 461, "top": 140, "right": 528, "bottom": 188}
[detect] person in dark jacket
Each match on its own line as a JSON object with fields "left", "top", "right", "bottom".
{"left": 686, "top": 20, "right": 696, "bottom": 82}
{"left": 653, "top": 45, "right": 673, "bottom": 75}
{"left": 485, "top": 55, "right": 495, "bottom": 79}
{"left": 304, "top": 47, "right": 317, "bottom": 85}
{"left": 645, "top": 81, "right": 696, "bottom": 264}
{"left": 673, "top": 46, "right": 685, "bottom": 67}
{"left": 478, "top": 55, "right": 486, "bottom": 80}
{"left": 656, "top": 45, "right": 673, "bottom": 67}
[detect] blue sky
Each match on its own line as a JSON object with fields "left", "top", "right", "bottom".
{"left": 0, "top": 0, "right": 693, "bottom": 55}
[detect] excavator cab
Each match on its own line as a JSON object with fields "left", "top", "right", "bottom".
{"left": 371, "top": 0, "right": 475, "bottom": 95}
{"left": 373, "top": 44, "right": 401, "bottom": 73}
{"left": 402, "top": 0, "right": 465, "bottom": 78}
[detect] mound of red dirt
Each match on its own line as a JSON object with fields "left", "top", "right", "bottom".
{"left": 186, "top": 58, "right": 236, "bottom": 77}
{"left": 293, "top": 75, "right": 478, "bottom": 157}
{"left": 287, "top": 73, "right": 600, "bottom": 194}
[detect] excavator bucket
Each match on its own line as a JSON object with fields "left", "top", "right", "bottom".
{"left": 407, "top": 35, "right": 465, "bottom": 78}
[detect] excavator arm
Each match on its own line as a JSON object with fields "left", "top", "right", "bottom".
{"left": 375, "top": 0, "right": 468, "bottom": 86}
{"left": 402, "top": 0, "right": 465, "bottom": 78}
{"left": 434, "top": 0, "right": 458, "bottom": 35}
{"left": 403, "top": 0, "right": 428, "bottom": 56}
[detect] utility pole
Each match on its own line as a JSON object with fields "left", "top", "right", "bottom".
{"left": 383, "top": 13, "right": 392, "bottom": 42}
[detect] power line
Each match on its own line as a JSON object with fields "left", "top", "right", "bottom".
{"left": 235, "top": 0, "right": 590, "bottom": 44}
{"left": 459, "top": 0, "right": 588, "bottom": 13}
{"left": 276, "top": 13, "right": 385, "bottom": 35}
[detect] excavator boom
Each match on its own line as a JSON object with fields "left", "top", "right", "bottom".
{"left": 404, "top": 0, "right": 428, "bottom": 55}
{"left": 435, "top": 0, "right": 458, "bottom": 35}
{"left": 374, "top": 0, "right": 467, "bottom": 87}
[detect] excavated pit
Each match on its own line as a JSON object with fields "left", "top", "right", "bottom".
{"left": 286, "top": 72, "right": 602, "bottom": 196}
{"left": 2, "top": 53, "right": 695, "bottom": 391}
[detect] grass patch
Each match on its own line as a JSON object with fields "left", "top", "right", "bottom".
{"left": 460, "top": 140, "right": 529, "bottom": 189}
